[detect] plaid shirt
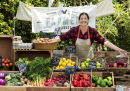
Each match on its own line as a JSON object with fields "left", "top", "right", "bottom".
{"left": 60, "top": 25, "right": 107, "bottom": 45}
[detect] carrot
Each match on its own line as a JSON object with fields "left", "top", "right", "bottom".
{"left": 38, "top": 81, "right": 41, "bottom": 86}
{"left": 30, "top": 82, "right": 32, "bottom": 86}
{"left": 33, "top": 82, "right": 35, "bottom": 86}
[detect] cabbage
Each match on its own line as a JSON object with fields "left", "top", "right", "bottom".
{"left": 0, "top": 78, "right": 6, "bottom": 85}
{"left": 0, "top": 72, "right": 5, "bottom": 79}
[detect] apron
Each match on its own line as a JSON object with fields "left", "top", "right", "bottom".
{"left": 71, "top": 26, "right": 94, "bottom": 59}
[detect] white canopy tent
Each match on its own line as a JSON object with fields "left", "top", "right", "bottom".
{"left": 15, "top": 0, "right": 115, "bottom": 33}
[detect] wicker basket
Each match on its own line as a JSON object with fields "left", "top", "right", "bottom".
{"left": 78, "top": 58, "right": 105, "bottom": 71}
{"left": 33, "top": 42, "right": 57, "bottom": 50}
{"left": 105, "top": 57, "right": 130, "bottom": 76}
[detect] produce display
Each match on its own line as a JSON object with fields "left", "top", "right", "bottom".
{"left": 1, "top": 58, "right": 13, "bottom": 68}
{"left": 72, "top": 72, "right": 113, "bottom": 87}
{"left": 44, "top": 73, "right": 70, "bottom": 87}
{"left": 107, "top": 60, "right": 127, "bottom": 68}
{"left": 33, "top": 38, "right": 56, "bottom": 43}
{"left": 55, "top": 58, "right": 76, "bottom": 69}
{"left": 80, "top": 58, "right": 101, "bottom": 68}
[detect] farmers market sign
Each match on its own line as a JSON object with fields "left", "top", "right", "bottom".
{"left": 32, "top": 6, "right": 97, "bottom": 33}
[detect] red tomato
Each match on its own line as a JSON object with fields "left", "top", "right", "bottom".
{"left": 5, "top": 64, "right": 10, "bottom": 68}
{"left": 4, "top": 61, "right": 8, "bottom": 64}
{"left": 2, "top": 63, "right": 5, "bottom": 67}
{"left": 9, "top": 63, "right": 13, "bottom": 67}
{"left": 6, "top": 58, "right": 9, "bottom": 61}
{"left": 2, "top": 59, "right": 5, "bottom": 63}
{"left": 7, "top": 60, "right": 11, "bottom": 63}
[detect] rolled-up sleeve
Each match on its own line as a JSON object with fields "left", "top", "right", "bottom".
{"left": 59, "top": 28, "right": 74, "bottom": 41}
{"left": 94, "top": 30, "right": 107, "bottom": 45}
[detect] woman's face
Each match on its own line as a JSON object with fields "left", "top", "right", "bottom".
{"left": 79, "top": 14, "right": 89, "bottom": 27}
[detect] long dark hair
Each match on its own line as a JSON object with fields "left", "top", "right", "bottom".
{"left": 78, "top": 12, "right": 89, "bottom": 20}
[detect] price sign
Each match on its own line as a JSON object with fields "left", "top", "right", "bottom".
{"left": 51, "top": 53, "right": 62, "bottom": 66}
{"left": 65, "top": 66, "right": 76, "bottom": 75}
{"left": 0, "top": 56, "right": 2, "bottom": 68}
{"left": 65, "top": 46, "right": 76, "bottom": 53}
{"left": 50, "top": 33, "right": 56, "bottom": 39}
{"left": 54, "top": 28, "right": 61, "bottom": 35}
{"left": 89, "top": 61, "right": 96, "bottom": 69}
{"left": 17, "top": 62, "right": 26, "bottom": 74}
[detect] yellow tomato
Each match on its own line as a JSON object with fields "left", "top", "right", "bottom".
{"left": 56, "top": 66, "right": 60, "bottom": 69}
{"left": 64, "top": 61, "right": 68, "bottom": 64}
{"left": 67, "top": 63, "right": 71, "bottom": 66}
{"left": 72, "top": 62, "right": 76, "bottom": 66}
{"left": 62, "top": 58, "right": 66, "bottom": 62}
{"left": 62, "top": 62, "right": 66, "bottom": 67}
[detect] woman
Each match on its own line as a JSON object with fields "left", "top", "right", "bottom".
{"left": 55, "top": 12, "right": 128, "bottom": 59}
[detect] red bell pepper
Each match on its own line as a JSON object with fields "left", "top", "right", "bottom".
{"left": 72, "top": 80, "right": 78, "bottom": 87}
{"left": 73, "top": 74, "right": 79, "bottom": 81}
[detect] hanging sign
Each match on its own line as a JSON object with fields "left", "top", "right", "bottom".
{"left": 65, "top": 66, "right": 76, "bottom": 75}
{"left": 51, "top": 53, "right": 62, "bottom": 66}
{"left": 65, "top": 46, "right": 76, "bottom": 53}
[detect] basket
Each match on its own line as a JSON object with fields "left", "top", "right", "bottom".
{"left": 105, "top": 57, "right": 130, "bottom": 76}
{"left": 78, "top": 58, "right": 105, "bottom": 71}
{"left": 33, "top": 42, "right": 57, "bottom": 50}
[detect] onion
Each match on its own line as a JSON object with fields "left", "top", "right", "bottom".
{"left": 0, "top": 78, "right": 6, "bottom": 85}
{"left": 0, "top": 72, "right": 5, "bottom": 79}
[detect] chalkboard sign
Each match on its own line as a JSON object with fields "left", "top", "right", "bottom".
{"left": 17, "top": 62, "right": 26, "bottom": 74}
{"left": 65, "top": 46, "right": 76, "bottom": 53}
{"left": 50, "top": 33, "right": 56, "bottom": 39}
{"left": 65, "top": 66, "right": 76, "bottom": 75}
{"left": 51, "top": 53, "right": 62, "bottom": 66}
{"left": 54, "top": 28, "right": 61, "bottom": 35}
{"left": 0, "top": 56, "right": 2, "bottom": 68}
{"left": 89, "top": 61, "right": 96, "bottom": 69}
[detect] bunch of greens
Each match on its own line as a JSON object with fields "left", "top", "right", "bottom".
{"left": 25, "top": 57, "right": 53, "bottom": 81}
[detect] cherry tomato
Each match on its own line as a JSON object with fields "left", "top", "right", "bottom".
{"left": 5, "top": 64, "right": 10, "bottom": 68}
{"left": 4, "top": 61, "right": 8, "bottom": 64}
{"left": 2, "top": 63, "right": 5, "bottom": 67}
{"left": 9, "top": 63, "right": 13, "bottom": 67}
{"left": 6, "top": 58, "right": 9, "bottom": 61}
{"left": 7, "top": 60, "right": 11, "bottom": 63}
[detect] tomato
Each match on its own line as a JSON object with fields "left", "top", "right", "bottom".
{"left": 2, "top": 63, "right": 5, "bottom": 67}
{"left": 2, "top": 59, "right": 5, "bottom": 63}
{"left": 5, "top": 64, "right": 10, "bottom": 68}
{"left": 9, "top": 63, "right": 13, "bottom": 67}
{"left": 6, "top": 58, "right": 9, "bottom": 61}
{"left": 4, "top": 61, "right": 8, "bottom": 64}
{"left": 7, "top": 60, "right": 11, "bottom": 63}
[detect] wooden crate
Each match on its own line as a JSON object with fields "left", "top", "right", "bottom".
{"left": 94, "top": 51, "right": 106, "bottom": 58}
{"left": 27, "top": 72, "right": 70, "bottom": 91}
{"left": 71, "top": 72, "right": 115, "bottom": 91}
{"left": 13, "top": 49, "right": 54, "bottom": 70}
{"left": 0, "top": 35, "right": 14, "bottom": 71}
{"left": 78, "top": 58, "right": 105, "bottom": 71}
{"left": 0, "top": 86, "right": 27, "bottom": 91}
{"left": 104, "top": 57, "right": 129, "bottom": 76}
{"left": 53, "top": 54, "right": 78, "bottom": 72}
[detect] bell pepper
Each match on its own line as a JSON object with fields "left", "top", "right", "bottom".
{"left": 92, "top": 75, "right": 98, "bottom": 82}
{"left": 107, "top": 80, "right": 112, "bottom": 87}
{"left": 100, "top": 80, "right": 106, "bottom": 87}
{"left": 92, "top": 83, "right": 95, "bottom": 86}
{"left": 72, "top": 80, "right": 78, "bottom": 87}
{"left": 107, "top": 76, "right": 112, "bottom": 81}
{"left": 96, "top": 85, "right": 100, "bottom": 87}
{"left": 82, "top": 80, "right": 88, "bottom": 87}
{"left": 96, "top": 79, "right": 101, "bottom": 85}
{"left": 90, "top": 84, "right": 95, "bottom": 87}
{"left": 83, "top": 74, "right": 89, "bottom": 80}
{"left": 73, "top": 74, "right": 79, "bottom": 81}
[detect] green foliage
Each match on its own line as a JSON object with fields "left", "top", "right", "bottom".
{"left": 0, "top": 0, "right": 130, "bottom": 51}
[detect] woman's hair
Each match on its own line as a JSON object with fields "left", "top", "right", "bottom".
{"left": 78, "top": 12, "right": 89, "bottom": 20}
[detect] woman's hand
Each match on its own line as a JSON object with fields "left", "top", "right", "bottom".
{"left": 118, "top": 49, "right": 128, "bottom": 57}
{"left": 55, "top": 36, "right": 61, "bottom": 42}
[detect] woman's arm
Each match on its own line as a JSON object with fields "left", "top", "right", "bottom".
{"left": 104, "top": 41, "right": 128, "bottom": 57}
